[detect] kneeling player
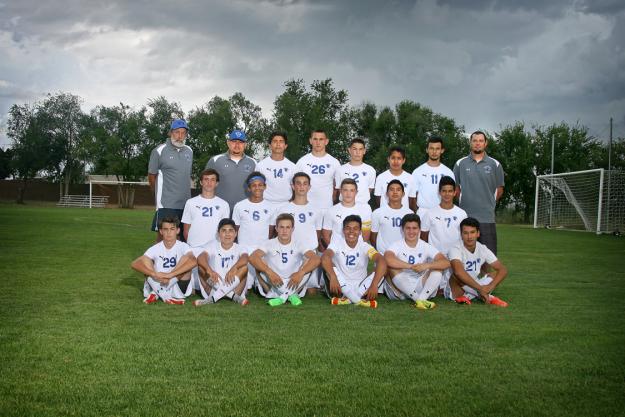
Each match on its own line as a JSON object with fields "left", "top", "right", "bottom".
{"left": 193, "top": 219, "right": 249, "bottom": 306}
{"left": 131, "top": 216, "right": 196, "bottom": 305}
{"left": 250, "top": 213, "right": 320, "bottom": 307}
{"left": 321, "top": 215, "right": 386, "bottom": 308}
{"left": 384, "top": 213, "right": 450, "bottom": 309}
{"left": 446, "top": 217, "right": 508, "bottom": 307}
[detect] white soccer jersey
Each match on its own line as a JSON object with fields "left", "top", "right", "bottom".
{"left": 386, "top": 239, "right": 441, "bottom": 278}
{"left": 271, "top": 202, "right": 322, "bottom": 251}
{"left": 448, "top": 242, "right": 497, "bottom": 280}
{"left": 232, "top": 199, "right": 274, "bottom": 251}
{"left": 421, "top": 205, "right": 467, "bottom": 256}
{"left": 329, "top": 238, "right": 378, "bottom": 282}
{"left": 262, "top": 238, "right": 311, "bottom": 279}
{"left": 374, "top": 170, "right": 417, "bottom": 208}
{"left": 295, "top": 153, "right": 341, "bottom": 209}
{"left": 322, "top": 202, "right": 372, "bottom": 242}
{"left": 371, "top": 205, "right": 414, "bottom": 254}
{"left": 144, "top": 240, "right": 193, "bottom": 273}
{"left": 334, "top": 162, "right": 377, "bottom": 204}
{"left": 197, "top": 240, "right": 247, "bottom": 278}
{"left": 256, "top": 156, "right": 296, "bottom": 205}
{"left": 181, "top": 195, "right": 230, "bottom": 247}
{"left": 412, "top": 163, "right": 455, "bottom": 210}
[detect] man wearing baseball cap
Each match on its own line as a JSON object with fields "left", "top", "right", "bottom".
{"left": 205, "top": 129, "right": 256, "bottom": 214}
{"left": 148, "top": 119, "right": 193, "bottom": 242}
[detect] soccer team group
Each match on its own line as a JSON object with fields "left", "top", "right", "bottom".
{"left": 131, "top": 119, "right": 509, "bottom": 310}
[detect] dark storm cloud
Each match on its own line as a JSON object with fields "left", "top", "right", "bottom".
{"left": 1, "top": 0, "right": 624, "bottom": 147}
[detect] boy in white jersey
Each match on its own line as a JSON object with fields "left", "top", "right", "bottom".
{"left": 131, "top": 216, "right": 196, "bottom": 305}
{"left": 321, "top": 215, "right": 387, "bottom": 309}
{"left": 334, "top": 138, "right": 376, "bottom": 204}
{"left": 384, "top": 214, "right": 450, "bottom": 310}
{"left": 371, "top": 179, "right": 413, "bottom": 254}
{"left": 446, "top": 217, "right": 509, "bottom": 307}
{"left": 250, "top": 214, "right": 321, "bottom": 307}
{"left": 182, "top": 169, "right": 230, "bottom": 247}
{"left": 232, "top": 172, "right": 275, "bottom": 289}
{"left": 295, "top": 129, "right": 341, "bottom": 211}
{"left": 421, "top": 176, "right": 467, "bottom": 256}
{"left": 374, "top": 146, "right": 417, "bottom": 211}
{"left": 256, "top": 132, "right": 296, "bottom": 209}
{"left": 271, "top": 172, "right": 324, "bottom": 294}
{"left": 322, "top": 178, "right": 372, "bottom": 247}
{"left": 412, "top": 136, "right": 455, "bottom": 217}
{"left": 193, "top": 219, "right": 250, "bottom": 306}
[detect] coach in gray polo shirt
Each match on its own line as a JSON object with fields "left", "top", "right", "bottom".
{"left": 148, "top": 119, "right": 193, "bottom": 240}
{"left": 205, "top": 130, "right": 256, "bottom": 213}
{"left": 453, "top": 131, "right": 504, "bottom": 254}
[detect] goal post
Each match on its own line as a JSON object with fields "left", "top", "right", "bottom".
{"left": 89, "top": 180, "right": 149, "bottom": 208}
{"left": 534, "top": 169, "right": 625, "bottom": 234}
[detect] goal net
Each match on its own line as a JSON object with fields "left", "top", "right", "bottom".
{"left": 534, "top": 169, "right": 625, "bottom": 234}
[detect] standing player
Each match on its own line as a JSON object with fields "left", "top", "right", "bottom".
{"left": 271, "top": 172, "right": 324, "bottom": 293}
{"left": 453, "top": 131, "right": 504, "bottom": 254}
{"left": 256, "top": 132, "right": 296, "bottom": 209}
{"left": 250, "top": 214, "right": 320, "bottom": 307}
{"left": 131, "top": 216, "right": 196, "bottom": 305}
{"left": 205, "top": 130, "right": 256, "bottom": 214}
{"left": 370, "top": 180, "right": 413, "bottom": 255}
{"left": 446, "top": 218, "right": 509, "bottom": 307}
{"left": 374, "top": 146, "right": 417, "bottom": 211}
{"left": 334, "top": 138, "right": 376, "bottom": 204}
{"left": 420, "top": 176, "right": 467, "bottom": 256}
{"left": 232, "top": 172, "right": 275, "bottom": 289}
{"left": 193, "top": 219, "right": 249, "bottom": 306}
{"left": 412, "top": 136, "right": 454, "bottom": 217}
{"left": 295, "top": 129, "right": 341, "bottom": 212}
{"left": 148, "top": 119, "right": 193, "bottom": 241}
{"left": 384, "top": 214, "right": 450, "bottom": 309}
{"left": 321, "top": 215, "right": 387, "bottom": 308}
{"left": 181, "top": 169, "right": 230, "bottom": 247}
{"left": 322, "top": 178, "right": 372, "bottom": 247}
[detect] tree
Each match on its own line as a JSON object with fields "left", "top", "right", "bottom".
{"left": 144, "top": 96, "right": 185, "bottom": 151}
{"left": 0, "top": 148, "right": 13, "bottom": 179}
{"left": 228, "top": 92, "right": 271, "bottom": 160}
{"left": 272, "top": 79, "right": 354, "bottom": 163}
{"left": 86, "top": 103, "right": 148, "bottom": 207}
{"left": 494, "top": 122, "right": 537, "bottom": 222}
{"left": 534, "top": 123, "right": 599, "bottom": 175}
{"left": 6, "top": 103, "right": 51, "bottom": 203}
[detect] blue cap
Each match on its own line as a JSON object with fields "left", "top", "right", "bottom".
{"left": 228, "top": 130, "right": 247, "bottom": 141}
{"left": 170, "top": 119, "right": 188, "bottom": 130}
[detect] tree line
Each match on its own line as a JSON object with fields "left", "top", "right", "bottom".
{"left": 3, "top": 79, "right": 623, "bottom": 222}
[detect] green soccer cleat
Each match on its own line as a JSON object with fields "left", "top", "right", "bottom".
{"left": 287, "top": 294, "right": 303, "bottom": 306}
{"left": 268, "top": 298, "right": 286, "bottom": 307}
{"left": 415, "top": 300, "right": 436, "bottom": 310}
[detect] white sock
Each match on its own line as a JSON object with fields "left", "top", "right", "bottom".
{"left": 417, "top": 271, "right": 442, "bottom": 300}
{"left": 341, "top": 283, "right": 361, "bottom": 304}
{"left": 212, "top": 276, "right": 241, "bottom": 302}
{"left": 392, "top": 272, "right": 421, "bottom": 302}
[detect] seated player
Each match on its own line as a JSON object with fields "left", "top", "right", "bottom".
{"left": 232, "top": 172, "right": 275, "bottom": 289}
{"left": 446, "top": 217, "right": 509, "bottom": 307}
{"left": 250, "top": 213, "right": 320, "bottom": 307}
{"left": 321, "top": 215, "right": 386, "bottom": 308}
{"left": 193, "top": 218, "right": 249, "bottom": 306}
{"left": 384, "top": 213, "right": 450, "bottom": 310}
{"left": 322, "top": 178, "right": 372, "bottom": 247}
{"left": 131, "top": 216, "right": 196, "bottom": 305}
{"left": 271, "top": 172, "right": 324, "bottom": 294}
{"left": 370, "top": 179, "right": 413, "bottom": 254}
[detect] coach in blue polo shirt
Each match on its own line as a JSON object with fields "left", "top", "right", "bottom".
{"left": 148, "top": 119, "right": 193, "bottom": 241}
{"left": 453, "top": 131, "right": 504, "bottom": 254}
{"left": 205, "top": 130, "right": 256, "bottom": 214}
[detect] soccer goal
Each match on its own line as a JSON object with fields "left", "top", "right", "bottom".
{"left": 89, "top": 179, "right": 149, "bottom": 209}
{"left": 534, "top": 169, "right": 625, "bottom": 234}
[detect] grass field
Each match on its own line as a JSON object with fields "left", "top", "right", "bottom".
{"left": 0, "top": 203, "right": 624, "bottom": 417}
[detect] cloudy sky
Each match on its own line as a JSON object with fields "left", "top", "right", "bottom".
{"left": 1, "top": 0, "right": 624, "bottom": 148}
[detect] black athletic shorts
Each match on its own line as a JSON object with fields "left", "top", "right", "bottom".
{"left": 478, "top": 222, "right": 498, "bottom": 255}
{"left": 151, "top": 208, "right": 184, "bottom": 239}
